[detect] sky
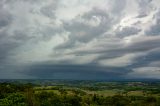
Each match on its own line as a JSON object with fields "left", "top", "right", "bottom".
{"left": 0, "top": 0, "right": 160, "bottom": 79}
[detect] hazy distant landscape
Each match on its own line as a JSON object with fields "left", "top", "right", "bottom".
{"left": 0, "top": 80, "right": 160, "bottom": 106}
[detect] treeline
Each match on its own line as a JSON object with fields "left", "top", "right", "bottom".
{"left": 0, "top": 83, "right": 160, "bottom": 106}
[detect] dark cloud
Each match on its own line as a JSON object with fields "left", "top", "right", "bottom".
{"left": 23, "top": 63, "right": 128, "bottom": 80}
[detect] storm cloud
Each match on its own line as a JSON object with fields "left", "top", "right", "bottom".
{"left": 0, "top": 0, "right": 160, "bottom": 79}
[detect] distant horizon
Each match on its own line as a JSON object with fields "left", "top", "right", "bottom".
{"left": 0, "top": 78, "right": 160, "bottom": 81}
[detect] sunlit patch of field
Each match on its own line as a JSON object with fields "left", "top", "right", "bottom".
{"left": 34, "top": 87, "right": 76, "bottom": 96}
{"left": 85, "top": 90, "right": 118, "bottom": 96}
{"left": 35, "top": 89, "right": 60, "bottom": 95}
{"left": 127, "top": 91, "right": 144, "bottom": 96}
{"left": 34, "top": 86, "right": 57, "bottom": 90}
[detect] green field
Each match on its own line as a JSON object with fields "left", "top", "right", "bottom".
{"left": 0, "top": 80, "right": 160, "bottom": 106}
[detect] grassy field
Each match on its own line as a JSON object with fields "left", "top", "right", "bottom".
{"left": 86, "top": 90, "right": 117, "bottom": 96}
{"left": 34, "top": 86, "right": 158, "bottom": 97}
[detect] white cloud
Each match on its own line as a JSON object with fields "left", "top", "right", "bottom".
{"left": 128, "top": 67, "right": 160, "bottom": 79}
{"left": 98, "top": 53, "right": 145, "bottom": 67}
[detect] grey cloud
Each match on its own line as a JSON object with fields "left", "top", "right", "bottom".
{"left": 0, "top": 1, "right": 36, "bottom": 63}
{"left": 0, "top": 0, "right": 63, "bottom": 66}
{"left": 127, "top": 49, "right": 160, "bottom": 79}
{"left": 115, "top": 26, "right": 141, "bottom": 37}
{"left": 69, "top": 36, "right": 160, "bottom": 56}
{"left": 0, "top": 29, "right": 28, "bottom": 64}
{"left": 144, "top": 48, "right": 160, "bottom": 63}
{"left": 109, "top": 0, "right": 126, "bottom": 15}
{"left": 0, "top": 4, "right": 12, "bottom": 28}
{"left": 40, "top": 0, "right": 58, "bottom": 18}
{"left": 126, "top": 36, "right": 160, "bottom": 52}
{"left": 64, "top": 35, "right": 160, "bottom": 69}
{"left": 136, "top": 13, "right": 148, "bottom": 18}
{"left": 4, "top": 0, "right": 43, "bottom": 4}
{"left": 0, "top": 15, "right": 12, "bottom": 28}
{"left": 13, "top": 31, "right": 34, "bottom": 41}
{"left": 146, "top": 23, "right": 160, "bottom": 36}
{"left": 0, "top": 4, "right": 14, "bottom": 63}
{"left": 138, "top": 0, "right": 153, "bottom": 14}
{"left": 55, "top": 8, "right": 114, "bottom": 49}
{"left": 145, "top": 10, "right": 160, "bottom": 35}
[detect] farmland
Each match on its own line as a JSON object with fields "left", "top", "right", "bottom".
{"left": 0, "top": 80, "right": 160, "bottom": 106}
